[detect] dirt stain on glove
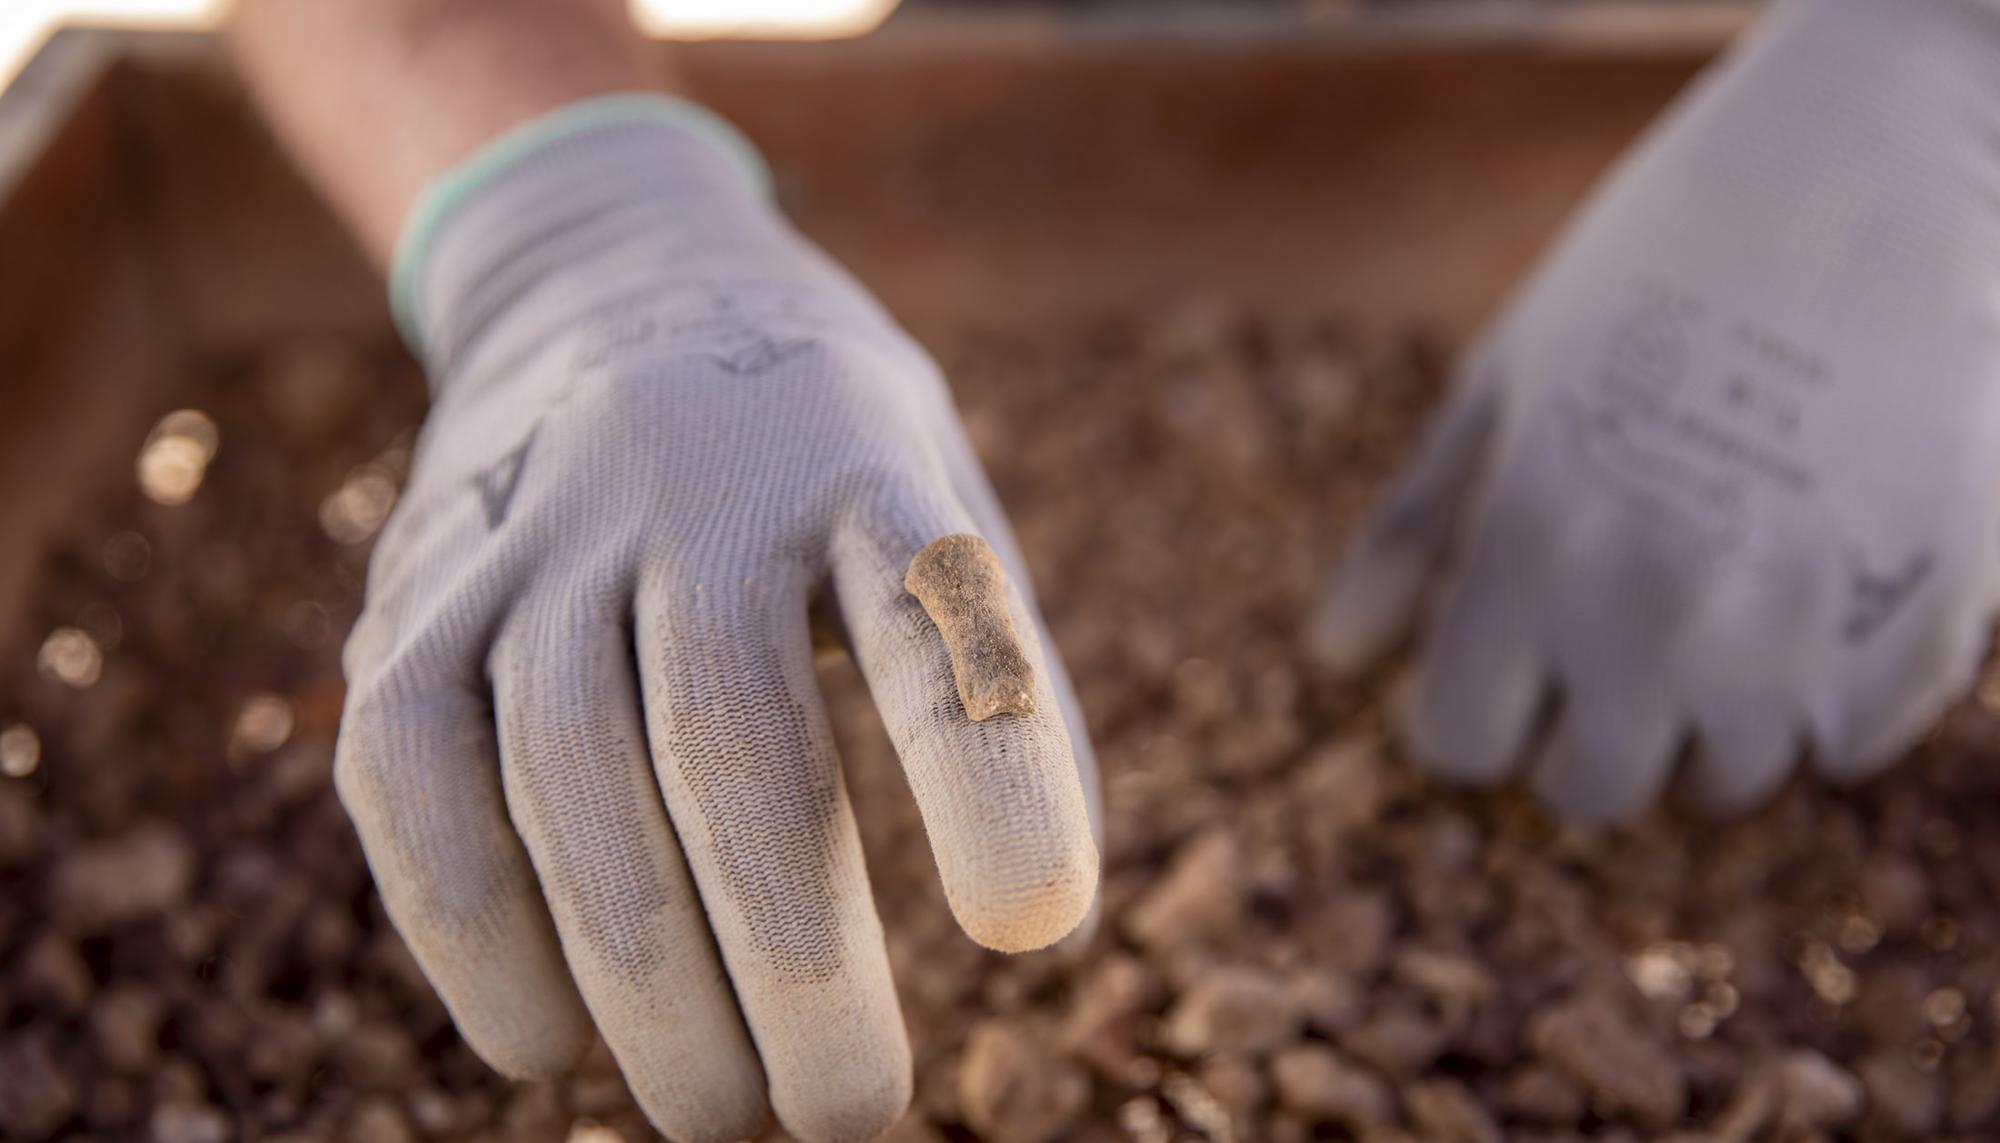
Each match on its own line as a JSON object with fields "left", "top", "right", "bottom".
{"left": 905, "top": 534, "right": 1037, "bottom": 721}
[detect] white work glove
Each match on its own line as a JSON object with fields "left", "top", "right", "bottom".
{"left": 1316, "top": 0, "right": 2000, "bottom": 822}
{"left": 337, "top": 97, "right": 1100, "bottom": 1143}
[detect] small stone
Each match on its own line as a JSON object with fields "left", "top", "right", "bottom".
{"left": 1394, "top": 947, "right": 1496, "bottom": 1028}
{"left": 1504, "top": 1064, "right": 1585, "bottom": 1123}
{"left": 311, "top": 990, "right": 360, "bottom": 1042}
{"left": 1853, "top": 964, "right": 1935, "bottom": 1045}
{"left": 878, "top": 1115, "right": 951, "bottom": 1143}
{"left": 52, "top": 821, "right": 196, "bottom": 932}
{"left": 1952, "top": 1044, "right": 2000, "bottom": 1129}
{"left": 1772, "top": 1050, "right": 1863, "bottom": 1132}
{"left": 1858, "top": 856, "right": 1931, "bottom": 937}
{"left": 20, "top": 931, "right": 92, "bottom": 1010}
{"left": 243, "top": 1009, "right": 320, "bottom": 1083}
{"left": 267, "top": 738, "right": 335, "bottom": 807}
{"left": 499, "top": 1084, "right": 566, "bottom": 1143}
{"left": 0, "top": 782, "right": 43, "bottom": 866}
{"left": 1338, "top": 1007, "right": 1446, "bottom": 1078}
{"left": 1527, "top": 996, "right": 1685, "bottom": 1127}
{"left": 1196, "top": 1054, "right": 1267, "bottom": 1116}
{"left": 346, "top": 1097, "right": 415, "bottom": 1143}
{"left": 567, "top": 1070, "right": 634, "bottom": 1119}
{"left": 0, "top": 1032, "right": 75, "bottom": 1137}
{"left": 1268, "top": 1109, "right": 1311, "bottom": 1143}
{"left": 90, "top": 985, "right": 164, "bottom": 1072}
{"left": 1289, "top": 967, "right": 1364, "bottom": 1033}
{"left": 408, "top": 1087, "right": 488, "bottom": 1136}
{"left": 337, "top": 1020, "right": 417, "bottom": 1090}
{"left": 1161, "top": 966, "right": 1300, "bottom": 1057}
{"left": 0, "top": 724, "right": 41, "bottom": 779}
{"left": 1696, "top": 1056, "right": 1792, "bottom": 1143}
{"left": 86, "top": 1073, "right": 141, "bottom": 1129}
{"left": 1059, "top": 952, "right": 1161, "bottom": 1049}
{"left": 1122, "top": 829, "right": 1243, "bottom": 954}
{"left": 1306, "top": 889, "right": 1394, "bottom": 975}
{"left": 1291, "top": 737, "right": 1388, "bottom": 832}
{"left": 299, "top": 903, "right": 358, "bottom": 967}
{"left": 1269, "top": 1044, "right": 1391, "bottom": 1128}
{"left": 1861, "top": 1050, "right": 1941, "bottom": 1135}
{"left": 958, "top": 1019, "right": 1089, "bottom": 1143}
{"left": 154, "top": 1055, "right": 210, "bottom": 1104}
{"left": 1404, "top": 1079, "right": 1502, "bottom": 1143}
{"left": 1161, "top": 1070, "right": 1237, "bottom": 1141}
{"left": 150, "top": 1098, "right": 233, "bottom": 1143}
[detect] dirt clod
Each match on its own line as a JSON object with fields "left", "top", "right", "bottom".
{"left": 51, "top": 819, "right": 196, "bottom": 931}
{"left": 1403, "top": 1078, "right": 1502, "bottom": 1143}
{"left": 1120, "top": 828, "right": 1243, "bottom": 955}
{"left": 0, "top": 1032, "right": 75, "bottom": 1137}
{"left": 1772, "top": 1049, "right": 1865, "bottom": 1132}
{"left": 957, "top": 1020, "right": 1089, "bottom": 1143}
{"left": 1269, "top": 1044, "right": 1391, "bottom": 1128}
{"left": 905, "top": 533, "right": 1036, "bottom": 721}
{"left": 1859, "top": 1049, "right": 1942, "bottom": 1135}
{"left": 1527, "top": 996, "right": 1687, "bottom": 1126}
{"left": 1161, "top": 966, "right": 1299, "bottom": 1057}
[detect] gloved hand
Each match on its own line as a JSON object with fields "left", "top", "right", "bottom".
{"left": 1316, "top": 0, "right": 2000, "bottom": 822}
{"left": 336, "top": 97, "right": 1100, "bottom": 1143}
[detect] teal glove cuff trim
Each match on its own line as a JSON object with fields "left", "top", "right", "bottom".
{"left": 388, "top": 93, "right": 775, "bottom": 356}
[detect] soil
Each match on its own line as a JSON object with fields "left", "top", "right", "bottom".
{"left": 3, "top": 301, "right": 2000, "bottom": 1142}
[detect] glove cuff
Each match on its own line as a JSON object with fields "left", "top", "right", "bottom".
{"left": 390, "top": 93, "right": 774, "bottom": 366}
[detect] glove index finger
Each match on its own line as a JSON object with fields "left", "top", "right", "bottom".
{"left": 833, "top": 488, "right": 1099, "bottom": 954}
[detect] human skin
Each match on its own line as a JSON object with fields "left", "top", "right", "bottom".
{"left": 229, "top": 0, "right": 674, "bottom": 268}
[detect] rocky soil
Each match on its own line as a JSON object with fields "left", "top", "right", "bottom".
{"left": 2, "top": 301, "right": 1998, "bottom": 1141}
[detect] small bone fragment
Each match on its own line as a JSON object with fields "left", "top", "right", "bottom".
{"left": 905, "top": 533, "right": 1037, "bottom": 720}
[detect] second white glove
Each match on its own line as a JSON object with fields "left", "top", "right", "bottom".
{"left": 1319, "top": 0, "right": 2000, "bottom": 821}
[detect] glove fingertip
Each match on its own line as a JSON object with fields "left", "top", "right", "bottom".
{"left": 949, "top": 829, "right": 1100, "bottom": 955}
{"left": 1049, "top": 892, "right": 1104, "bottom": 961}
{"left": 473, "top": 1028, "right": 593, "bottom": 1084}
{"left": 1308, "top": 539, "right": 1431, "bottom": 675}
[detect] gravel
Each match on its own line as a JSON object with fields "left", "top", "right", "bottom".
{"left": 2, "top": 303, "right": 1998, "bottom": 1139}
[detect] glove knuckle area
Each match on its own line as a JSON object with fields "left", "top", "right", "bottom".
{"left": 594, "top": 324, "right": 915, "bottom": 417}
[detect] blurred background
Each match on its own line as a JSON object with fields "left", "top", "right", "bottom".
{"left": 12, "top": 4, "right": 1999, "bottom": 1143}
{"left": 1, "top": 0, "right": 1765, "bottom": 89}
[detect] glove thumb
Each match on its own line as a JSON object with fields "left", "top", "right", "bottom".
{"left": 1311, "top": 352, "right": 1502, "bottom": 672}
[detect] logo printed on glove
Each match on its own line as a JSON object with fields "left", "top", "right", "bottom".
{"left": 709, "top": 335, "right": 815, "bottom": 377}
{"left": 1843, "top": 550, "right": 1934, "bottom": 644}
{"left": 474, "top": 428, "right": 538, "bottom": 529}
{"left": 1567, "top": 280, "right": 1829, "bottom": 555}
